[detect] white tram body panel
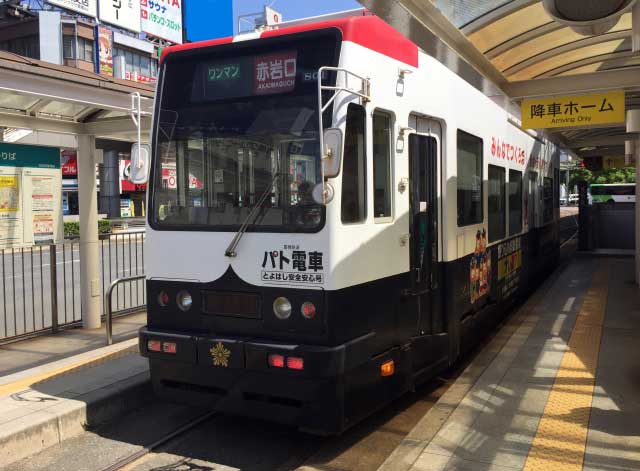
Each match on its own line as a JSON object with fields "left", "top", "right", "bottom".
{"left": 145, "top": 33, "right": 559, "bottom": 290}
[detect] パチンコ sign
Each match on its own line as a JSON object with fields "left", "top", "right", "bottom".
{"left": 522, "top": 91, "right": 625, "bottom": 130}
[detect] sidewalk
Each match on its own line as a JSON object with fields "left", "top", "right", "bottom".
{"left": 0, "top": 313, "right": 149, "bottom": 468}
{"left": 379, "top": 256, "right": 640, "bottom": 471}
{"left": 0, "top": 312, "right": 146, "bottom": 377}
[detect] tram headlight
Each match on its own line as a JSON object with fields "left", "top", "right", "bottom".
{"left": 273, "top": 297, "right": 292, "bottom": 320}
{"left": 301, "top": 302, "right": 316, "bottom": 319}
{"left": 176, "top": 290, "right": 193, "bottom": 311}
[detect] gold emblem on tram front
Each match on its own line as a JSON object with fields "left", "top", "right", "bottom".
{"left": 210, "top": 342, "right": 231, "bottom": 367}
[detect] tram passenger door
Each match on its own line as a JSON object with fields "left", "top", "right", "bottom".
{"left": 407, "top": 120, "right": 441, "bottom": 337}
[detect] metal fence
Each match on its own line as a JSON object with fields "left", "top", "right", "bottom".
{"left": 0, "top": 231, "right": 146, "bottom": 344}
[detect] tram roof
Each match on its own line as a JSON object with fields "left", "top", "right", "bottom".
{"left": 161, "top": 15, "right": 418, "bottom": 68}
{"left": 357, "top": 0, "right": 640, "bottom": 161}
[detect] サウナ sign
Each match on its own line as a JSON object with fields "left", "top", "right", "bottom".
{"left": 141, "top": 0, "right": 183, "bottom": 44}
{"left": 522, "top": 91, "right": 625, "bottom": 129}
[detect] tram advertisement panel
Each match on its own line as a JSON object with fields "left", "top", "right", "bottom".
{"left": 497, "top": 236, "right": 522, "bottom": 299}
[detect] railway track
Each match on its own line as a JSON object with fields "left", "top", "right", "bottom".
{"left": 99, "top": 411, "right": 217, "bottom": 471}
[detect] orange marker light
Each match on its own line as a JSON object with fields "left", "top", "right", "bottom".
{"left": 380, "top": 360, "right": 395, "bottom": 377}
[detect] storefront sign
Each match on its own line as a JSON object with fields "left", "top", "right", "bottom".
{"left": 140, "top": 0, "right": 183, "bottom": 44}
{"left": 99, "top": 0, "right": 141, "bottom": 33}
{"left": 124, "top": 71, "right": 156, "bottom": 83}
{"left": 98, "top": 26, "right": 113, "bottom": 76}
{"left": 522, "top": 90, "right": 625, "bottom": 129}
{"left": 47, "top": 0, "right": 97, "bottom": 18}
{"left": 61, "top": 150, "right": 78, "bottom": 176}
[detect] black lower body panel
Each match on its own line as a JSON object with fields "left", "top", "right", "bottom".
{"left": 140, "top": 327, "right": 412, "bottom": 435}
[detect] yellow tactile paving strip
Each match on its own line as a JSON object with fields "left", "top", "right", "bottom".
{"left": 523, "top": 260, "right": 608, "bottom": 471}
{"left": 0, "top": 343, "right": 138, "bottom": 397}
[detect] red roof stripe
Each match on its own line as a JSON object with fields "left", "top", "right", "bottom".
{"left": 261, "top": 16, "right": 418, "bottom": 68}
{"left": 160, "top": 16, "right": 418, "bottom": 68}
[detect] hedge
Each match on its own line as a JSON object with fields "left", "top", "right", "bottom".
{"left": 64, "top": 220, "right": 112, "bottom": 238}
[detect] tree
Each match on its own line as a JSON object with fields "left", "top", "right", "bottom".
{"left": 569, "top": 167, "right": 592, "bottom": 190}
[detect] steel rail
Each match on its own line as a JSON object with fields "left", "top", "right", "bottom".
{"left": 99, "top": 411, "right": 217, "bottom": 471}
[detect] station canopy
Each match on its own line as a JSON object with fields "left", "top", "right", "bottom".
{"left": 359, "top": 0, "right": 640, "bottom": 159}
{"left": 0, "top": 50, "right": 154, "bottom": 146}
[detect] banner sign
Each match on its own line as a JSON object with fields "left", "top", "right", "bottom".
{"left": 47, "top": 0, "right": 97, "bottom": 18}
{"left": 99, "top": 0, "right": 141, "bottom": 33}
{"left": 60, "top": 150, "right": 78, "bottom": 176}
{"left": 141, "top": 0, "right": 183, "bottom": 44}
{"left": 98, "top": 26, "right": 113, "bottom": 76}
{"left": 522, "top": 90, "right": 625, "bottom": 129}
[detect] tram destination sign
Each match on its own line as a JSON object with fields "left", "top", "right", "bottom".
{"left": 522, "top": 90, "right": 625, "bottom": 130}
{"left": 195, "top": 51, "right": 298, "bottom": 102}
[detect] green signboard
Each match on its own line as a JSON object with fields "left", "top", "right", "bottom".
{"left": 0, "top": 143, "right": 60, "bottom": 169}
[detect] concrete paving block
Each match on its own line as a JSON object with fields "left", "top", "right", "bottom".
{"left": 46, "top": 399, "right": 88, "bottom": 442}
{"left": 0, "top": 355, "right": 150, "bottom": 468}
{"left": 0, "top": 410, "right": 60, "bottom": 468}
{"left": 471, "top": 411, "right": 540, "bottom": 443}
{"left": 441, "top": 455, "right": 521, "bottom": 471}
{"left": 410, "top": 452, "right": 450, "bottom": 471}
{"left": 378, "top": 439, "right": 431, "bottom": 471}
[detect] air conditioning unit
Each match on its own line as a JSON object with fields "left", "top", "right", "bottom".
{"left": 543, "top": 0, "right": 638, "bottom": 35}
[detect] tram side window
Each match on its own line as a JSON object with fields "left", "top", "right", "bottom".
{"left": 543, "top": 177, "right": 554, "bottom": 223}
{"left": 457, "top": 130, "right": 483, "bottom": 227}
{"left": 488, "top": 165, "right": 506, "bottom": 242}
{"left": 372, "top": 111, "right": 393, "bottom": 221}
{"left": 341, "top": 104, "right": 367, "bottom": 224}
{"left": 509, "top": 169, "right": 523, "bottom": 235}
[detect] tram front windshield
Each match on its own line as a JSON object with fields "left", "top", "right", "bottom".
{"left": 150, "top": 33, "right": 339, "bottom": 233}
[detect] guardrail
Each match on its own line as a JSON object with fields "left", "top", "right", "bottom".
{"left": 105, "top": 274, "right": 146, "bottom": 345}
{"left": 0, "top": 231, "right": 145, "bottom": 344}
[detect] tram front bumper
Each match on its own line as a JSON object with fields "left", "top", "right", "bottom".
{"left": 138, "top": 327, "right": 371, "bottom": 434}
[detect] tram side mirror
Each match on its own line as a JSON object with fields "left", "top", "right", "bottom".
{"left": 322, "top": 128, "right": 343, "bottom": 178}
{"left": 130, "top": 143, "right": 151, "bottom": 184}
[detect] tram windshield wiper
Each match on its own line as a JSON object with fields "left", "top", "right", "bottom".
{"left": 224, "top": 171, "right": 281, "bottom": 258}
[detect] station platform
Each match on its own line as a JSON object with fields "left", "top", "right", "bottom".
{"left": 379, "top": 255, "right": 640, "bottom": 471}
{"left": 0, "top": 313, "right": 148, "bottom": 467}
